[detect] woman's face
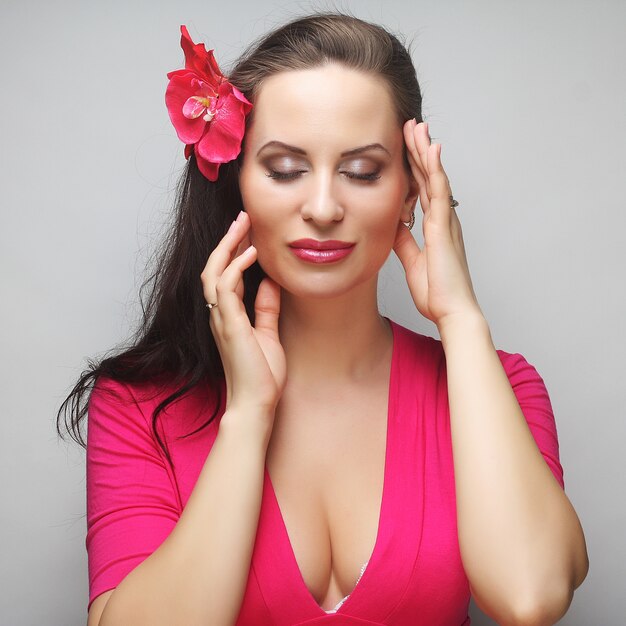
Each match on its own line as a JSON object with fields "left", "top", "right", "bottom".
{"left": 238, "top": 64, "right": 417, "bottom": 299}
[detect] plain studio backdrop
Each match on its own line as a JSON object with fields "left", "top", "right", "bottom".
{"left": 1, "top": 0, "right": 624, "bottom": 624}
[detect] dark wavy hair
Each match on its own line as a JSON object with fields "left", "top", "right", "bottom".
{"left": 56, "top": 11, "right": 423, "bottom": 466}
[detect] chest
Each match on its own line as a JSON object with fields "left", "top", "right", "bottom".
{"left": 265, "top": 383, "right": 389, "bottom": 610}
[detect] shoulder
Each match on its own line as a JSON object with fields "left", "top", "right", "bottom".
{"left": 387, "top": 318, "right": 564, "bottom": 486}
{"left": 493, "top": 348, "right": 548, "bottom": 386}
{"left": 88, "top": 375, "right": 225, "bottom": 437}
{"left": 388, "top": 318, "right": 546, "bottom": 384}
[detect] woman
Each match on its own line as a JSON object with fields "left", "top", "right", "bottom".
{"left": 59, "top": 12, "right": 588, "bottom": 626}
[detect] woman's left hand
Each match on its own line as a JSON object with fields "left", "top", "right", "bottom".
{"left": 393, "top": 119, "right": 484, "bottom": 332}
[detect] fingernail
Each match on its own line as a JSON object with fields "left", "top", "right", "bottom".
{"left": 227, "top": 219, "right": 238, "bottom": 233}
{"left": 236, "top": 210, "right": 245, "bottom": 222}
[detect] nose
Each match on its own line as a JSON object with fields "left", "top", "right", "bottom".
{"left": 300, "top": 171, "right": 344, "bottom": 226}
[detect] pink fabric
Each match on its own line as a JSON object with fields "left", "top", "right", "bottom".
{"left": 86, "top": 320, "right": 564, "bottom": 624}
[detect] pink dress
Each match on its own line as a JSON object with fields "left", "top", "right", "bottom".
{"left": 86, "top": 320, "right": 564, "bottom": 624}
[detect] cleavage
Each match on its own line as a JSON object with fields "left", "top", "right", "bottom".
{"left": 265, "top": 400, "right": 387, "bottom": 607}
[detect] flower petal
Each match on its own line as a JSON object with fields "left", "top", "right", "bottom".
{"left": 182, "top": 96, "right": 207, "bottom": 119}
{"left": 167, "top": 26, "right": 253, "bottom": 182}
{"left": 196, "top": 92, "right": 247, "bottom": 163}
{"left": 231, "top": 84, "right": 253, "bottom": 114}
{"left": 195, "top": 151, "right": 220, "bottom": 181}
{"left": 165, "top": 73, "right": 206, "bottom": 144}
{"left": 179, "top": 25, "right": 223, "bottom": 86}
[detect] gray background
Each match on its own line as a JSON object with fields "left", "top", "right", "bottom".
{"left": 1, "top": 0, "right": 624, "bottom": 624}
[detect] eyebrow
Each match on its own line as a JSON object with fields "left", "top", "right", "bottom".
{"left": 256, "top": 140, "right": 391, "bottom": 158}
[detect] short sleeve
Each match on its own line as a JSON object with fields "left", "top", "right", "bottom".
{"left": 497, "top": 350, "right": 565, "bottom": 490}
{"left": 86, "top": 378, "right": 181, "bottom": 611}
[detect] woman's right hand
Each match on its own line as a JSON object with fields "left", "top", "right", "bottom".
{"left": 201, "top": 211, "right": 286, "bottom": 432}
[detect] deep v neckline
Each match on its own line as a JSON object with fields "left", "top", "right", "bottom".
{"left": 262, "top": 318, "right": 399, "bottom": 617}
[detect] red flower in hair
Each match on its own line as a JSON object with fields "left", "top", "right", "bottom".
{"left": 165, "top": 25, "right": 252, "bottom": 181}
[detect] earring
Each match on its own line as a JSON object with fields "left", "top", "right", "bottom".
{"left": 403, "top": 211, "right": 415, "bottom": 230}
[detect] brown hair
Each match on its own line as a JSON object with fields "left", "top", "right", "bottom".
{"left": 57, "top": 12, "right": 424, "bottom": 465}
{"left": 230, "top": 12, "right": 422, "bottom": 127}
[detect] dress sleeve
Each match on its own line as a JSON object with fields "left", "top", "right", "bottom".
{"left": 497, "top": 350, "right": 565, "bottom": 490}
{"left": 86, "top": 377, "right": 181, "bottom": 611}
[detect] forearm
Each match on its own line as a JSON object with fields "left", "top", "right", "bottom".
{"left": 439, "top": 314, "right": 588, "bottom": 625}
{"left": 99, "top": 410, "right": 271, "bottom": 626}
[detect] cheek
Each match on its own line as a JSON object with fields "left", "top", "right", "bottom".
{"left": 240, "top": 172, "right": 276, "bottom": 235}
{"left": 239, "top": 176, "right": 291, "bottom": 274}
{"left": 360, "top": 180, "right": 405, "bottom": 232}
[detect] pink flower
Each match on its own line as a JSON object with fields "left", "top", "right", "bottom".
{"left": 165, "top": 25, "right": 252, "bottom": 181}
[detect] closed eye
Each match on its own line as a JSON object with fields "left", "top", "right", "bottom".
{"left": 265, "top": 170, "right": 381, "bottom": 182}
{"left": 341, "top": 171, "right": 381, "bottom": 182}
{"left": 265, "top": 169, "right": 306, "bottom": 181}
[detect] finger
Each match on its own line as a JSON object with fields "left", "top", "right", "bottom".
{"left": 403, "top": 122, "right": 430, "bottom": 213}
{"left": 413, "top": 122, "right": 432, "bottom": 188}
{"left": 234, "top": 231, "right": 252, "bottom": 257}
{"left": 450, "top": 206, "right": 467, "bottom": 256}
{"left": 392, "top": 221, "right": 422, "bottom": 274}
{"left": 426, "top": 143, "right": 454, "bottom": 228}
{"left": 404, "top": 121, "right": 428, "bottom": 185}
{"left": 233, "top": 218, "right": 252, "bottom": 257}
{"left": 201, "top": 211, "right": 249, "bottom": 302}
{"left": 254, "top": 277, "right": 281, "bottom": 336}
{"left": 407, "top": 150, "right": 431, "bottom": 214}
{"left": 409, "top": 123, "right": 434, "bottom": 214}
{"left": 403, "top": 118, "right": 418, "bottom": 156}
{"left": 214, "top": 245, "right": 258, "bottom": 319}
{"left": 232, "top": 229, "right": 252, "bottom": 300}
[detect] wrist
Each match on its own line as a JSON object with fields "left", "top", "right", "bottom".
{"left": 219, "top": 406, "right": 275, "bottom": 451}
{"left": 437, "top": 310, "right": 491, "bottom": 350}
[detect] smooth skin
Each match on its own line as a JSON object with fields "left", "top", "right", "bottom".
{"left": 398, "top": 120, "right": 589, "bottom": 622}
{"left": 89, "top": 64, "right": 588, "bottom": 625}
{"left": 202, "top": 65, "right": 588, "bottom": 623}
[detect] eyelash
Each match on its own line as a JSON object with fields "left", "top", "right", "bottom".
{"left": 266, "top": 170, "right": 381, "bottom": 182}
{"left": 265, "top": 170, "right": 304, "bottom": 181}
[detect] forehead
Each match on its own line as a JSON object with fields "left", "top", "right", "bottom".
{"left": 246, "top": 65, "right": 401, "bottom": 151}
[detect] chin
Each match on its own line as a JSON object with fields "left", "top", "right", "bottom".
{"left": 258, "top": 260, "right": 378, "bottom": 301}
{"left": 283, "top": 281, "right": 361, "bottom": 300}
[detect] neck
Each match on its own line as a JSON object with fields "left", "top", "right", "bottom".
{"left": 277, "top": 276, "right": 392, "bottom": 386}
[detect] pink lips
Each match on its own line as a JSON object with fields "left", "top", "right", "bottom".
{"left": 288, "top": 238, "right": 355, "bottom": 264}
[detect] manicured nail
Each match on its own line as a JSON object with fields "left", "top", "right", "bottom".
{"left": 236, "top": 210, "right": 245, "bottom": 222}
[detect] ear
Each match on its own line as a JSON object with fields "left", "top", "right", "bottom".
{"left": 400, "top": 171, "right": 420, "bottom": 223}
